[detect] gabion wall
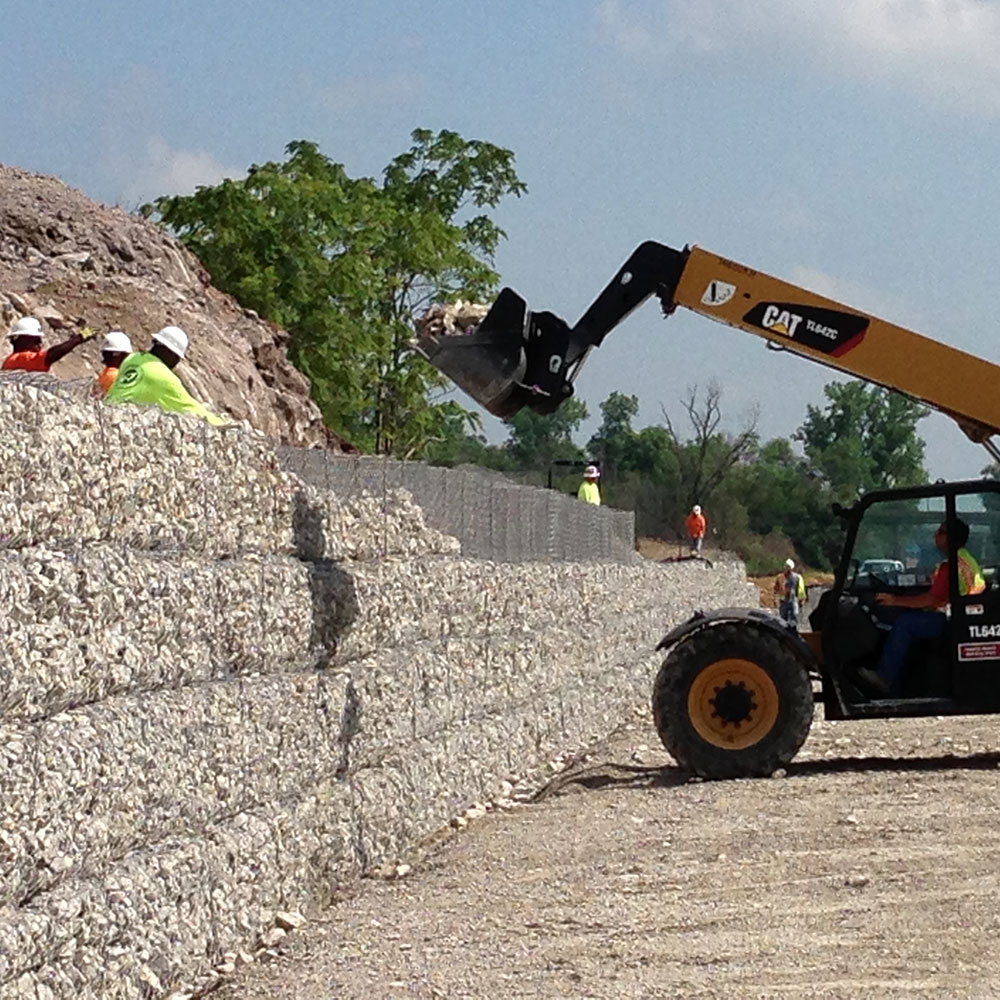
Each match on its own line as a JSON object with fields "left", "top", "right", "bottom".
{"left": 0, "top": 383, "right": 756, "bottom": 1000}
{"left": 278, "top": 447, "right": 637, "bottom": 564}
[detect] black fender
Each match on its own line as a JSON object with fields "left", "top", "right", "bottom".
{"left": 655, "top": 607, "right": 819, "bottom": 669}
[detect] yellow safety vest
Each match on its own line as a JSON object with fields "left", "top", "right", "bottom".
{"left": 957, "top": 547, "right": 986, "bottom": 595}
{"left": 577, "top": 481, "right": 601, "bottom": 505}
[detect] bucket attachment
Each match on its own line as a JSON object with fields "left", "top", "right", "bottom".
{"left": 413, "top": 288, "right": 574, "bottom": 419}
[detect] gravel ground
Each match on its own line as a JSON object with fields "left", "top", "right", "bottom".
{"left": 215, "top": 706, "right": 1000, "bottom": 1000}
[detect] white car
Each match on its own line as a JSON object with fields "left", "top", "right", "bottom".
{"left": 859, "top": 558, "right": 905, "bottom": 576}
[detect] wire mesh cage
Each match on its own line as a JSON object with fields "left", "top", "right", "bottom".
{"left": 277, "top": 447, "right": 636, "bottom": 564}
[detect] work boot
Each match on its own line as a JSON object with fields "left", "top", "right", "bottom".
{"left": 856, "top": 667, "right": 891, "bottom": 698}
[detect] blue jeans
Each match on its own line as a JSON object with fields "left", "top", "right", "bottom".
{"left": 876, "top": 611, "right": 946, "bottom": 694}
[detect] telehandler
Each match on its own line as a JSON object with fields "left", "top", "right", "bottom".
{"left": 415, "top": 241, "right": 1000, "bottom": 779}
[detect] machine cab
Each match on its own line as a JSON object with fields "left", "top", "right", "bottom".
{"left": 818, "top": 480, "right": 1000, "bottom": 712}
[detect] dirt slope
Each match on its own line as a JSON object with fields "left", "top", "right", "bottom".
{"left": 218, "top": 709, "right": 1000, "bottom": 999}
{"left": 0, "top": 164, "right": 350, "bottom": 448}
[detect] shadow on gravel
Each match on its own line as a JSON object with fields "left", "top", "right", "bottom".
{"left": 534, "top": 763, "right": 691, "bottom": 801}
{"left": 537, "top": 750, "right": 1000, "bottom": 800}
{"left": 787, "top": 750, "right": 1000, "bottom": 777}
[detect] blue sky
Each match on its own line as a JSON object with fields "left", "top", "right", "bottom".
{"left": 5, "top": 0, "right": 1000, "bottom": 479}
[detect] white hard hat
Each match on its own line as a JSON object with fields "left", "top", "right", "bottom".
{"left": 152, "top": 325, "right": 188, "bottom": 359}
{"left": 692, "top": 504, "right": 701, "bottom": 514}
{"left": 584, "top": 465, "right": 600, "bottom": 478}
{"left": 785, "top": 558, "right": 795, "bottom": 570}
{"left": 9, "top": 316, "right": 42, "bottom": 340}
{"left": 102, "top": 330, "right": 132, "bottom": 353}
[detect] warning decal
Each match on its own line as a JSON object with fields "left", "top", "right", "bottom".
{"left": 958, "top": 642, "right": 1000, "bottom": 661}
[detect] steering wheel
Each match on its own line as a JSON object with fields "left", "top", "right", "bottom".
{"left": 865, "top": 572, "right": 894, "bottom": 593}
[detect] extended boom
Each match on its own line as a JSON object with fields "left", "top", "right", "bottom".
{"left": 414, "top": 241, "right": 1000, "bottom": 461}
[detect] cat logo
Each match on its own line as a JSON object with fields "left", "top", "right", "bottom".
{"left": 743, "top": 301, "right": 869, "bottom": 356}
{"left": 701, "top": 280, "right": 736, "bottom": 307}
{"left": 761, "top": 304, "right": 802, "bottom": 338}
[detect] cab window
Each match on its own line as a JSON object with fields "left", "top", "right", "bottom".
{"left": 848, "top": 497, "right": 944, "bottom": 593}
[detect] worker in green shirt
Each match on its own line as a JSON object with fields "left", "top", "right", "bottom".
{"left": 104, "top": 325, "right": 226, "bottom": 426}
{"left": 577, "top": 464, "right": 601, "bottom": 505}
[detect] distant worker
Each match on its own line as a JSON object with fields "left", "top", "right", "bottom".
{"left": 779, "top": 558, "right": 804, "bottom": 628}
{"left": 2, "top": 316, "right": 95, "bottom": 372}
{"left": 686, "top": 504, "right": 706, "bottom": 554}
{"left": 104, "top": 325, "right": 226, "bottom": 425}
{"left": 577, "top": 465, "right": 601, "bottom": 505}
{"left": 91, "top": 330, "right": 133, "bottom": 398}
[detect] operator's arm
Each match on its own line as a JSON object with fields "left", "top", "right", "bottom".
{"left": 877, "top": 564, "right": 948, "bottom": 609}
{"left": 45, "top": 328, "right": 95, "bottom": 366}
{"left": 879, "top": 592, "right": 943, "bottom": 609}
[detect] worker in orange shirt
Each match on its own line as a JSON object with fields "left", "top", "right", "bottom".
{"left": 686, "top": 504, "right": 707, "bottom": 554}
{"left": 2, "top": 316, "right": 95, "bottom": 371}
{"left": 91, "top": 331, "right": 133, "bottom": 398}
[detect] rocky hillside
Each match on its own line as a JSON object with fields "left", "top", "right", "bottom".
{"left": 0, "top": 164, "right": 351, "bottom": 449}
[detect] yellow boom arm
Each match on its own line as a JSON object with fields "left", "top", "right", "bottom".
{"left": 415, "top": 241, "right": 1000, "bottom": 458}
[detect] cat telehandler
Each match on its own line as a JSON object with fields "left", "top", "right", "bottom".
{"left": 415, "top": 241, "right": 1000, "bottom": 779}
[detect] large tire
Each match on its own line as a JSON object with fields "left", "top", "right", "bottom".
{"left": 651, "top": 623, "right": 813, "bottom": 780}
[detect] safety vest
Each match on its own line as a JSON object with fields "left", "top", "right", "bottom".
{"left": 105, "top": 351, "right": 225, "bottom": 425}
{"left": 957, "top": 547, "right": 986, "bottom": 596}
{"left": 796, "top": 573, "right": 806, "bottom": 601}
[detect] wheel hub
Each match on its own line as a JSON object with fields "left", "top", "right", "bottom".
{"left": 709, "top": 680, "right": 757, "bottom": 726}
{"left": 687, "top": 657, "right": 780, "bottom": 750}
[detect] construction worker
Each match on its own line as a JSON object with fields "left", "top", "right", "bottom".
{"left": 577, "top": 465, "right": 601, "bottom": 505}
{"left": 104, "top": 325, "right": 226, "bottom": 425}
{"left": 91, "top": 331, "right": 133, "bottom": 398}
{"left": 779, "top": 558, "right": 804, "bottom": 628}
{"left": 859, "top": 518, "right": 984, "bottom": 697}
{"left": 686, "top": 504, "right": 706, "bottom": 553}
{"left": 2, "top": 316, "right": 95, "bottom": 371}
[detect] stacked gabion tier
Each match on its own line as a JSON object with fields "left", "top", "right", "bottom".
{"left": 0, "top": 380, "right": 756, "bottom": 999}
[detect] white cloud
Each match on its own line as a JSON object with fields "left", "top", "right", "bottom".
{"left": 594, "top": 0, "right": 1000, "bottom": 115}
{"left": 788, "top": 264, "right": 928, "bottom": 331}
{"left": 120, "top": 137, "right": 243, "bottom": 206}
{"left": 318, "top": 73, "right": 426, "bottom": 113}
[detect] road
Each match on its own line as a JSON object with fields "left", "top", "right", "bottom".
{"left": 217, "top": 706, "right": 1000, "bottom": 1000}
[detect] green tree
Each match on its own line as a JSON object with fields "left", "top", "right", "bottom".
{"left": 148, "top": 130, "right": 526, "bottom": 455}
{"left": 733, "top": 438, "right": 842, "bottom": 568}
{"left": 423, "top": 407, "right": 512, "bottom": 470}
{"left": 504, "top": 397, "right": 589, "bottom": 477}
{"left": 587, "top": 391, "right": 639, "bottom": 478}
{"left": 796, "top": 381, "right": 929, "bottom": 502}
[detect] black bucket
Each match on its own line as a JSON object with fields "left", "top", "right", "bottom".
{"left": 414, "top": 289, "right": 532, "bottom": 419}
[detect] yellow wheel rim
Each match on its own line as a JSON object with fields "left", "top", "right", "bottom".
{"left": 687, "top": 658, "right": 780, "bottom": 750}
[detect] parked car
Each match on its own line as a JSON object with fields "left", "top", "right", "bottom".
{"left": 859, "top": 558, "right": 905, "bottom": 576}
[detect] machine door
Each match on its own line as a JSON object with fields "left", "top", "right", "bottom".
{"left": 951, "top": 490, "right": 1000, "bottom": 703}
{"left": 839, "top": 495, "right": 948, "bottom": 693}
{"left": 838, "top": 487, "right": 1000, "bottom": 703}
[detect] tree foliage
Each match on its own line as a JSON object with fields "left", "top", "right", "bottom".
{"left": 148, "top": 130, "right": 526, "bottom": 454}
{"left": 504, "top": 397, "right": 589, "bottom": 473}
{"left": 796, "top": 382, "right": 929, "bottom": 502}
